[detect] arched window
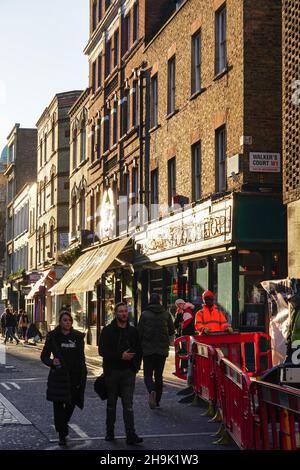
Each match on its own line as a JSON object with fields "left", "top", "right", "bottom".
{"left": 51, "top": 114, "right": 56, "bottom": 152}
{"left": 50, "top": 166, "right": 56, "bottom": 206}
{"left": 90, "top": 192, "right": 95, "bottom": 233}
{"left": 91, "top": 123, "right": 95, "bottom": 162}
{"left": 80, "top": 117, "right": 86, "bottom": 162}
{"left": 98, "top": 0, "right": 102, "bottom": 21}
{"left": 42, "top": 224, "right": 46, "bottom": 261}
{"left": 44, "top": 131, "right": 47, "bottom": 163}
{"left": 39, "top": 139, "right": 43, "bottom": 168}
{"left": 92, "top": 0, "right": 97, "bottom": 31}
{"left": 71, "top": 186, "right": 77, "bottom": 237}
{"left": 43, "top": 177, "right": 47, "bottom": 212}
{"left": 49, "top": 219, "right": 55, "bottom": 257}
{"left": 97, "top": 117, "right": 101, "bottom": 159}
{"left": 72, "top": 125, "right": 78, "bottom": 169}
{"left": 79, "top": 189, "right": 86, "bottom": 230}
{"left": 39, "top": 182, "right": 43, "bottom": 216}
{"left": 38, "top": 227, "right": 43, "bottom": 264}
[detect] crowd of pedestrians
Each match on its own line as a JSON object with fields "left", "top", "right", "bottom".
{"left": 1, "top": 307, "right": 42, "bottom": 345}
{"left": 39, "top": 290, "right": 232, "bottom": 447}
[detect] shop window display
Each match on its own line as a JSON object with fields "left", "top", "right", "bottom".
{"left": 123, "top": 269, "right": 134, "bottom": 324}
{"left": 104, "top": 272, "right": 115, "bottom": 325}
{"left": 190, "top": 259, "right": 208, "bottom": 305}
{"left": 88, "top": 289, "right": 97, "bottom": 327}
{"left": 71, "top": 292, "right": 87, "bottom": 330}
{"left": 165, "top": 264, "right": 178, "bottom": 310}
{"left": 212, "top": 255, "right": 232, "bottom": 323}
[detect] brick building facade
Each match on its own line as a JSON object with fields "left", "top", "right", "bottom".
{"left": 52, "top": 0, "right": 286, "bottom": 343}
{"left": 283, "top": 0, "right": 300, "bottom": 277}
{"left": 33, "top": 91, "right": 82, "bottom": 327}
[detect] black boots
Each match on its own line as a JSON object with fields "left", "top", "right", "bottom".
{"left": 126, "top": 433, "right": 143, "bottom": 445}
{"left": 105, "top": 431, "right": 115, "bottom": 442}
{"left": 58, "top": 432, "right": 67, "bottom": 446}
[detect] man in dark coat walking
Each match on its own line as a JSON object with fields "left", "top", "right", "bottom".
{"left": 41, "top": 311, "right": 87, "bottom": 446}
{"left": 138, "top": 293, "right": 175, "bottom": 409}
{"left": 3, "top": 309, "right": 20, "bottom": 344}
{"left": 99, "top": 302, "right": 143, "bottom": 445}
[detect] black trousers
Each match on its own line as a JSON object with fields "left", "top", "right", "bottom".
{"left": 143, "top": 354, "right": 167, "bottom": 405}
{"left": 53, "top": 401, "right": 76, "bottom": 435}
{"left": 105, "top": 369, "right": 136, "bottom": 436}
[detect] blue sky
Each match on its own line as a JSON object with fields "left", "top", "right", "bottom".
{"left": 0, "top": 0, "right": 89, "bottom": 151}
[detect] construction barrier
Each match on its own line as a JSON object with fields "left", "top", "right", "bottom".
{"left": 175, "top": 332, "right": 272, "bottom": 382}
{"left": 192, "top": 343, "right": 216, "bottom": 405}
{"left": 174, "top": 335, "right": 192, "bottom": 380}
{"left": 175, "top": 331, "right": 300, "bottom": 449}
{"left": 192, "top": 332, "right": 272, "bottom": 376}
{"left": 251, "top": 379, "right": 300, "bottom": 450}
{"left": 219, "top": 357, "right": 255, "bottom": 449}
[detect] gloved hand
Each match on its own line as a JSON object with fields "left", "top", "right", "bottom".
{"left": 202, "top": 328, "right": 210, "bottom": 335}
{"left": 226, "top": 327, "right": 233, "bottom": 334}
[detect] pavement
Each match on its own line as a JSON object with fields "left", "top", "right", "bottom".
{"left": 0, "top": 337, "right": 238, "bottom": 451}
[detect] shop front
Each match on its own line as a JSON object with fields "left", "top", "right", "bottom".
{"left": 26, "top": 267, "right": 66, "bottom": 333}
{"left": 134, "top": 193, "right": 287, "bottom": 331}
{"left": 50, "top": 237, "right": 132, "bottom": 345}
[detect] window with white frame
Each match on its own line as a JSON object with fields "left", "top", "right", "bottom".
{"left": 191, "top": 30, "right": 201, "bottom": 94}
{"left": 192, "top": 142, "right": 201, "bottom": 201}
{"left": 133, "top": 2, "right": 139, "bottom": 42}
{"left": 215, "top": 5, "right": 227, "bottom": 74}
{"left": 132, "top": 80, "right": 139, "bottom": 127}
{"left": 216, "top": 126, "right": 226, "bottom": 192}
{"left": 150, "top": 74, "right": 158, "bottom": 128}
{"left": 167, "top": 56, "right": 176, "bottom": 115}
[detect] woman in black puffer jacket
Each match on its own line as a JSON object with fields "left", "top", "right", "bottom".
{"left": 41, "top": 311, "right": 87, "bottom": 446}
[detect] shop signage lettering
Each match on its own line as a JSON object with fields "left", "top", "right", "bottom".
{"left": 138, "top": 203, "right": 232, "bottom": 256}
{"left": 249, "top": 152, "right": 281, "bottom": 173}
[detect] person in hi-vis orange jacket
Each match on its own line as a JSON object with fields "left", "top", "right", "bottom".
{"left": 195, "top": 290, "right": 233, "bottom": 335}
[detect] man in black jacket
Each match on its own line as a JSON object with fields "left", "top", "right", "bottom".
{"left": 99, "top": 302, "right": 143, "bottom": 445}
{"left": 3, "top": 309, "right": 20, "bottom": 345}
{"left": 138, "top": 293, "right": 175, "bottom": 409}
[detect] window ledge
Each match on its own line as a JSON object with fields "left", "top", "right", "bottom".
{"left": 78, "top": 158, "right": 88, "bottom": 169}
{"left": 126, "top": 126, "right": 138, "bottom": 138}
{"left": 88, "top": 158, "right": 101, "bottom": 171}
{"left": 104, "top": 68, "right": 118, "bottom": 86}
{"left": 190, "top": 88, "right": 206, "bottom": 101}
{"left": 70, "top": 167, "right": 79, "bottom": 177}
{"left": 149, "top": 124, "right": 161, "bottom": 134}
{"left": 213, "top": 67, "right": 229, "bottom": 82}
{"left": 166, "top": 109, "right": 179, "bottom": 121}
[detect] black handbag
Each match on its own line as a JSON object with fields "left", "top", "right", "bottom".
{"left": 94, "top": 374, "right": 108, "bottom": 400}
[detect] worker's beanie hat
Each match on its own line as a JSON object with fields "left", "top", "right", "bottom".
{"left": 202, "top": 290, "right": 215, "bottom": 300}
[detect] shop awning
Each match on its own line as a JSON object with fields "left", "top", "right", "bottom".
{"left": 26, "top": 269, "right": 53, "bottom": 299}
{"left": 66, "top": 237, "right": 130, "bottom": 294}
{"left": 49, "top": 249, "right": 99, "bottom": 296}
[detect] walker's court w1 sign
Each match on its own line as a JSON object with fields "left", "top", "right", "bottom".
{"left": 249, "top": 152, "right": 281, "bottom": 173}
